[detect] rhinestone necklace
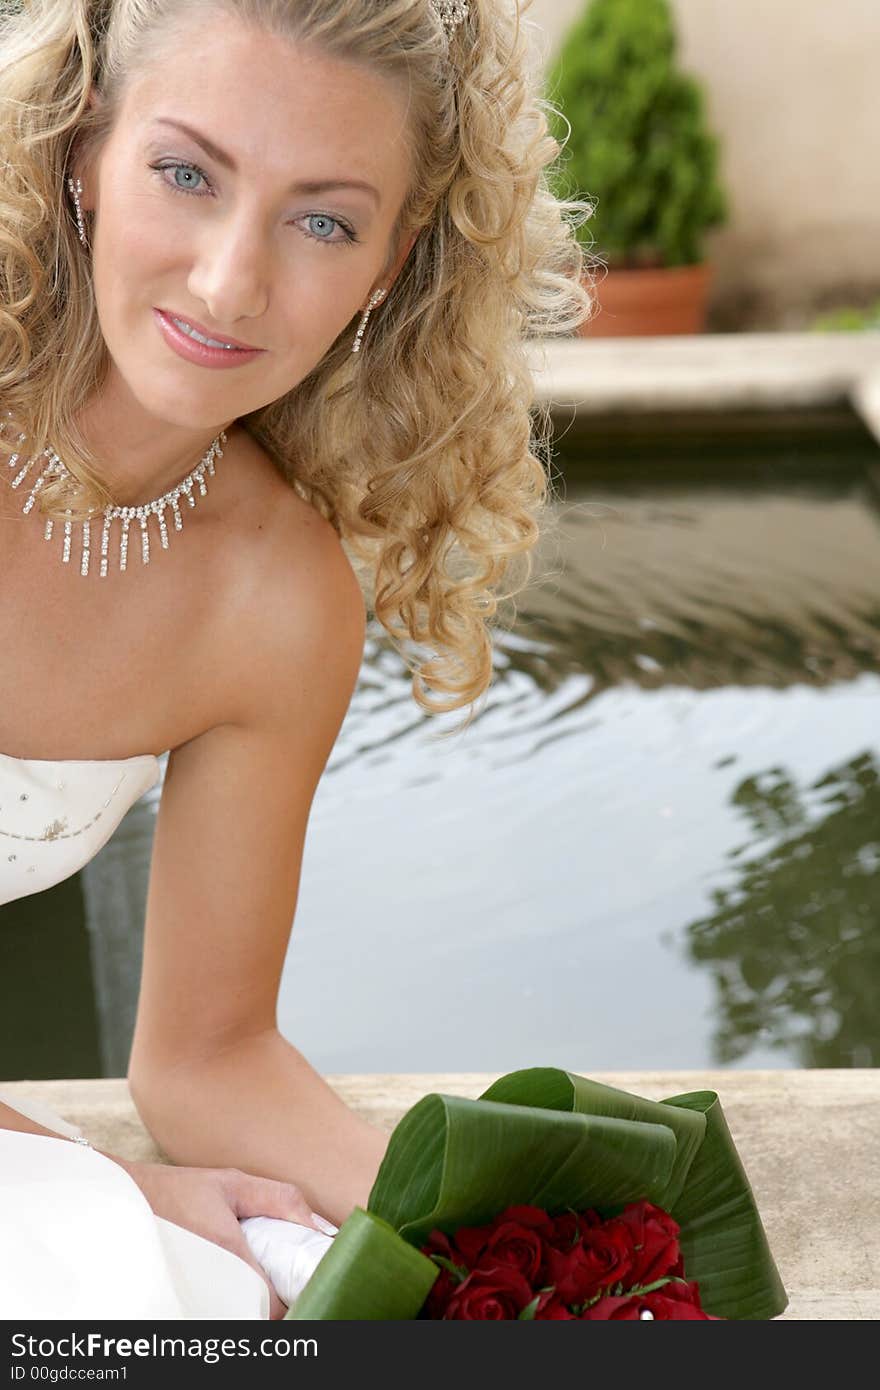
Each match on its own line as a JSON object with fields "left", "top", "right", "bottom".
{"left": 1, "top": 411, "right": 226, "bottom": 578}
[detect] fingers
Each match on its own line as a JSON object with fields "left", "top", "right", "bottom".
{"left": 220, "top": 1169, "right": 334, "bottom": 1318}
{"left": 223, "top": 1168, "right": 322, "bottom": 1232}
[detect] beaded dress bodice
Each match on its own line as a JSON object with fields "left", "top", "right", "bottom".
{"left": 0, "top": 751, "right": 161, "bottom": 905}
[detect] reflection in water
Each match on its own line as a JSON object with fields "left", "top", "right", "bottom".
{"left": 683, "top": 751, "right": 879, "bottom": 1067}
{"left": 0, "top": 790, "right": 159, "bottom": 1081}
{"left": 80, "top": 790, "right": 159, "bottom": 1076}
{"left": 0, "top": 872, "right": 100, "bottom": 1079}
{"left": 277, "top": 438, "right": 880, "bottom": 1074}
{"left": 2, "top": 430, "right": 879, "bottom": 1076}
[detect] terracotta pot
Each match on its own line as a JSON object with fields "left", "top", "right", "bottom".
{"left": 579, "top": 261, "right": 713, "bottom": 337}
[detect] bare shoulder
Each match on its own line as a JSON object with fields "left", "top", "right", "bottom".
{"left": 208, "top": 431, "right": 367, "bottom": 750}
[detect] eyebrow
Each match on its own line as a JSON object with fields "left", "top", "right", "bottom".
{"left": 149, "top": 117, "right": 381, "bottom": 206}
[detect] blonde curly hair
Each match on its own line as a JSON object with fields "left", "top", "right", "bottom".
{"left": 0, "top": 0, "right": 598, "bottom": 734}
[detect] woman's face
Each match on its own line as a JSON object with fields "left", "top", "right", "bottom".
{"left": 78, "top": 12, "right": 418, "bottom": 431}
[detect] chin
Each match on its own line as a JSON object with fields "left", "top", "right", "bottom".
{"left": 131, "top": 381, "right": 230, "bottom": 434}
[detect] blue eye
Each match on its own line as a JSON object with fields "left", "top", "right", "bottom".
{"left": 148, "top": 160, "right": 360, "bottom": 248}
{"left": 306, "top": 213, "right": 344, "bottom": 242}
{"left": 166, "top": 163, "right": 206, "bottom": 194}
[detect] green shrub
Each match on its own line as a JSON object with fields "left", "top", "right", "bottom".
{"left": 545, "top": 0, "right": 728, "bottom": 268}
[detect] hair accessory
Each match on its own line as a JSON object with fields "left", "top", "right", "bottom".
{"left": 71, "top": 1135, "right": 93, "bottom": 1149}
{"left": 430, "top": 1, "right": 470, "bottom": 39}
{"left": 2, "top": 411, "right": 226, "bottom": 578}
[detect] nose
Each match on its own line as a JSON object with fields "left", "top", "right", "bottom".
{"left": 186, "top": 212, "right": 270, "bottom": 331}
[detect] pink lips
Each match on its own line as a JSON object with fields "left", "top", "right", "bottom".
{"left": 160, "top": 309, "right": 261, "bottom": 351}
{"left": 153, "top": 308, "right": 266, "bottom": 369}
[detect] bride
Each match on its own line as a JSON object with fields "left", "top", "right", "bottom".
{"left": 0, "top": 0, "right": 593, "bottom": 1320}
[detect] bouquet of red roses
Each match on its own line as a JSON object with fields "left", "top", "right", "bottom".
{"left": 287, "top": 1067, "right": 787, "bottom": 1321}
{"left": 420, "top": 1199, "right": 721, "bottom": 1320}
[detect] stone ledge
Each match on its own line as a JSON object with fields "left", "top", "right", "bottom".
{"left": 4, "top": 1069, "right": 877, "bottom": 1321}
{"left": 524, "top": 332, "right": 880, "bottom": 438}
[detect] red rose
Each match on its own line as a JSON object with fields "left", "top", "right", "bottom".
{"left": 547, "top": 1212, "right": 581, "bottom": 1251}
{"left": 545, "top": 1208, "right": 602, "bottom": 1252}
{"left": 543, "top": 1220, "right": 634, "bottom": 1302}
{"left": 581, "top": 1280, "right": 720, "bottom": 1320}
{"left": 473, "top": 1221, "right": 546, "bottom": 1283}
{"left": 494, "top": 1203, "right": 555, "bottom": 1236}
{"left": 578, "top": 1294, "right": 637, "bottom": 1319}
{"left": 534, "top": 1293, "right": 576, "bottom": 1320}
{"left": 420, "top": 1265, "right": 460, "bottom": 1319}
{"left": 455, "top": 1204, "right": 553, "bottom": 1267}
{"left": 617, "top": 1201, "right": 683, "bottom": 1285}
{"left": 442, "top": 1264, "right": 535, "bottom": 1320}
{"left": 420, "top": 1227, "right": 458, "bottom": 1261}
{"left": 419, "top": 1226, "right": 470, "bottom": 1318}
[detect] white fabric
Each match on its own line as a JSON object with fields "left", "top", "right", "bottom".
{"left": 0, "top": 751, "right": 162, "bottom": 905}
{"left": 0, "top": 751, "right": 337, "bottom": 1318}
{"left": 0, "top": 1128, "right": 269, "bottom": 1318}
{"left": 0, "top": 1092, "right": 336, "bottom": 1319}
{"left": 240, "top": 1214, "right": 338, "bottom": 1307}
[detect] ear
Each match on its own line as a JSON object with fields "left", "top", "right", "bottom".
{"left": 71, "top": 87, "right": 104, "bottom": 207}
{"left": 382, "top": 227, "right": 422, "bottom": 296}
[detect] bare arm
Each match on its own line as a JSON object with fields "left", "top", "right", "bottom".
{"left": 130, "top": 1032, "right": 389, "bottom": 1227}
{"left": 128, "top": 514, "right": 388, "bottom": 1227}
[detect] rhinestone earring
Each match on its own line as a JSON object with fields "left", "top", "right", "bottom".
{"left": 351, "top": 288, "right": 388, "bottom": 354}
{"left": 67, "top": 176, "right": 88, "bottom": 249}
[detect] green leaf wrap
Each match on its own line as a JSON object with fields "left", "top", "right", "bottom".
{"left": 286, "top": 1067, "right": 787, "bottom": 1320}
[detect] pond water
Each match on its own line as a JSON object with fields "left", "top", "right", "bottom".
{"left": 3, "top": 416, "right": 879, "bottom": 1079}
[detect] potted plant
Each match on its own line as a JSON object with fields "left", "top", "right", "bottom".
{"left": 545, "top": 0, "right": 729, "bottom": 336}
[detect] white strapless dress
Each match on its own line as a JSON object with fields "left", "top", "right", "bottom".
{"left": 0, "top": 750, "right": 332, "bottom": 1319}
{"left": 0, "top": 749, "right": 163, "bottom": 906}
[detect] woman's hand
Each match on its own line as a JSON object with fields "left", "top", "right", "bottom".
{"left": 121, "top": 1158, "right": 323, "bottom": 1319}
